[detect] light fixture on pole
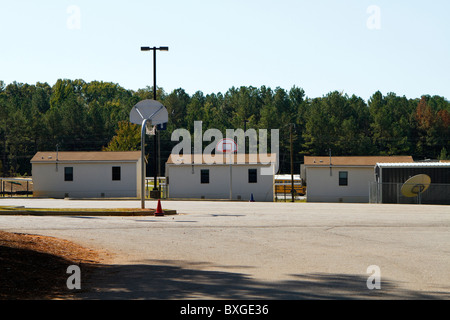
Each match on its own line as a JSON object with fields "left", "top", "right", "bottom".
{"left": 140, "top": 46, "right": 169, "bottom": 199}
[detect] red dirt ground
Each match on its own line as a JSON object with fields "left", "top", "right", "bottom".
{"left": 0, "top": 231, "right": 106, "bottom": 300}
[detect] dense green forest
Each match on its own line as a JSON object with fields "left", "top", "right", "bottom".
{"left": 0, "top": 79, "right": 449, "bottom": 177}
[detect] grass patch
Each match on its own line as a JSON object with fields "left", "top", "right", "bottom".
{"left": 0, "top": 206, "right": 177, "bottom": 216}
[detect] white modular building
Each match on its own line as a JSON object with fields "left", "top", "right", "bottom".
{"left": 165, "top": 153, "right": 277, "bottom": 202}
{"left": 31, "top": 151, "right": 143, "bottom": 198}
{"left": 302, "top": 156, "right": 414, "bottom": 203}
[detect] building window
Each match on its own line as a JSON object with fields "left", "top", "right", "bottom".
{"left": 64, "top": 167, "right": 73, "bottom": 181}
{"left": 112, "top": 166, "right": 121, "bottom": 181}
{"left": 339, "top": 171, "right": 348, "bottom": 186}
{"left": 201, "top": 169, "right": 209, "bottom": 184}
{"left": 248, "top": 169, "right": 257, "bottom": 183}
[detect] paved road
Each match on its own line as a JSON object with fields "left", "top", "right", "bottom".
{"left": 1, "top": 198, "right": 449, "bottom": 299}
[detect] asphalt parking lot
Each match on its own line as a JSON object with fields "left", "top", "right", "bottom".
{"left": 1, "top": 198, "right": 449, "bottom": 299}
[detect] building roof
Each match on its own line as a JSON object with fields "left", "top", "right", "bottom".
{"left": 375, "top": 162, "right": 450, "bottom": 168}
{"left": 166, "top": 153, "right": 277, "bottom": 165}
{"left": 304, "top": 156, "right": 414, "bottom": 167}
{"left": 31, "top": 151, "right": 141, "bottom": 163}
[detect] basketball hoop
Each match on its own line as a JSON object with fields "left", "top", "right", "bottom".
{"left": 146, "top": 123, "right": 156, "bottom": 136}
{"left": 216, "top": 138, "right": 238, "bottom": 153}
{"left": 129, "top": 99, "right": 168, "bottom": 209}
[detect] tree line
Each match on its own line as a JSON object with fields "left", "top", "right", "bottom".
{"left": 0, "top": 79, "right": 449, "bottom": 177}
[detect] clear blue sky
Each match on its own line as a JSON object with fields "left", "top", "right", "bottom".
{"left": 1, "top": 0, "right": 449, "bottom": 101}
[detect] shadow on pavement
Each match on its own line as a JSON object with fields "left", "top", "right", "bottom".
{"left": 75, "top": 261, "right": 450, "bottom": 300}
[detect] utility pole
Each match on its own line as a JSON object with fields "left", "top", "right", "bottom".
{"left": 329, "top": 148, "right": 332, "bottom": 176}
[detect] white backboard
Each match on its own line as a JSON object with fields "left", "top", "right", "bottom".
{"left": 130, "top": 99, "right": 168, "bottom": 126}
{"left": 216, "top": 138, "right": 238, "bottom": 153}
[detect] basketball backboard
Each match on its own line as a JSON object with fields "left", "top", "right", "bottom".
{"left": 130, "top": 99, "right": 168, "bottom": 126}
{"left": 401, "top": 174, "right": 431, "bottom": 198}
{"left": 216, "top": 138, "right": 238, "bottom": 153}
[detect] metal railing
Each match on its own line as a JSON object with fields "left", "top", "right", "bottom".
{"left": 1, "top": 178, "right": 33, "bottom": 197}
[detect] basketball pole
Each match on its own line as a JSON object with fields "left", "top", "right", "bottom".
{"left": 141, "top": 118, "right": 148, "bottom": 209}
{"left": 290, "top": 124, "right": 294, "bottom": 202}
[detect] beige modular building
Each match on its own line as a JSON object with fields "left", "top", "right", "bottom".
{"left": 165, "top": 153, "right": 277, "bottom": 202}
{"left": 31, "top": 151, "right": 143, "bottom": 198}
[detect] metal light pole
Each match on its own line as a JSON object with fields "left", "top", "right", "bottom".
{"left": 141, "top": 46, "right": 168, "bottom": 199}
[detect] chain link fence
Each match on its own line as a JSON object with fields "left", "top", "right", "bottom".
{"left": 369, "top": 182, "right": 450, "bottom": 205}
{"left": 146, "top": 177, "right": 168, "bottom": 199}
{"left": 274, "top": 181, "right": 306, "bottom": 202}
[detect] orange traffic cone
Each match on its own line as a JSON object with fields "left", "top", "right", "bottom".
{"left": 155, "top": 199, "right": 164, "bottom": 216}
